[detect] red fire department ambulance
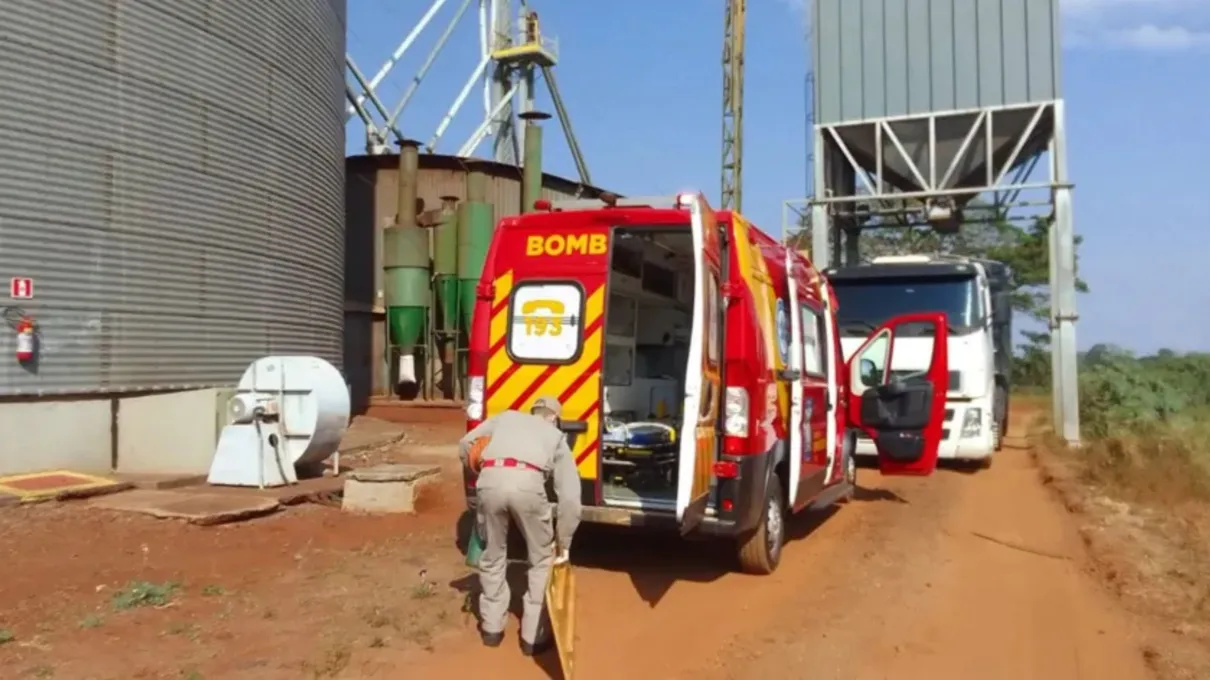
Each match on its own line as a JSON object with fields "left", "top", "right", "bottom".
{"left": 464, "top": 193, "right": 949, "bottom": 574}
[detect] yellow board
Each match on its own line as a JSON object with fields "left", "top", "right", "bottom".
{"left": 546, "top": 562, "right": 576, "bottom": 679}
{"left": 0, "top": 469, "right": 118, "bottom": 502}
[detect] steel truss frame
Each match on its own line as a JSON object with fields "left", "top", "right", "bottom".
{"left": 784, "top": 99, "right": 1080, "bottom": 447}
{"left": 343, "top": 0, "right": 591, "bottom": 184}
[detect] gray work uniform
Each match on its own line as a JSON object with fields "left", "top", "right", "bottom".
{"left": 460, "top": 410, "right": 583, "bottom": 644}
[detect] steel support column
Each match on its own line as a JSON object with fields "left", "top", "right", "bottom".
{"left": 810, "top": 130, "right": 831, "bottom": 268}
{"left": 1049, "top": 99, "right": 1080, "bottom": 446}
{"left": 489, "top": 0, "right": 518, "bottom": 165}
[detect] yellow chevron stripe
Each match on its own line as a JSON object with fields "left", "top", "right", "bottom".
{"left": 486, "top": 286, "right": 605, "bottom": 413}
{"left": 691, "top": 425, "right": 715, "bottom": 500}
{"left": 488, "top": 270, "right": 514, "bottom": 348}
{"left": 485, "top": 324, "right": 604, "bottom": 413}
{"left": 561, "top": 330, "right": 603, "bottom": 479}
{"left": 729, "top": 214, "right": 790, "bottom": 419}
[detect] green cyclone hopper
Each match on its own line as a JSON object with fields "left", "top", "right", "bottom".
{"left": 457, "top": 167, "right": 495, "bottom": 333}
{"left": 383, "top": 140, "right": 430, "bottom": 385}
{"left": 433, "top": 195, "right": 460, "bottom": 337}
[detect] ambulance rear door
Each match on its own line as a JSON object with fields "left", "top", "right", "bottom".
{"left": 483, "top": 220, "right": 610, "bottom": 506}
{"left": 677, "top": 193, "right": 724, "bottom": 534}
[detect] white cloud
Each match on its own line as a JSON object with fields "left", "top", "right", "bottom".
{"left": 1103, "top": 23, "right": 1210, "bottom": 47}
{"left": 779, "top": 0, "right": 1210, "bottom": 52}
{"left": 1062, "top": 0, "right": 1206, "bottom": 15}
{"left": 1061, "top": 0, "right": 1210, "bottom": 49}
{"left": 775, "top": 0, "right": 813, "bottom": 33}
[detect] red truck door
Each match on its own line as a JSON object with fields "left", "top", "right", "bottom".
{"left": 845, "top": 313, "right": 950, "bottom": 476}
{"left": 677, "top": 193, "right": 724, "bottom": 534}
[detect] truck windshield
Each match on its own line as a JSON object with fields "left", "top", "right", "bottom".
{"left": 832, "top": 275, "right": 982, "bottom": 336}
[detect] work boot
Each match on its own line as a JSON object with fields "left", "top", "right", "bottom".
{"left": 520, "top": 638, "right": 554, "bottom": 656}
{"left": 481, "top": 630, "right": 504, "bottom": 648}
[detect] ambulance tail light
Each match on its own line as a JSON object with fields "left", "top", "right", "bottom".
{"left": 723, "top": 386, "right": 749, "bottom": 453}
{"left": 466, "top": 375, "right": 486, "bottom": 428}
{"left": 712, "top": 461, "right": 739, "bottom": 478}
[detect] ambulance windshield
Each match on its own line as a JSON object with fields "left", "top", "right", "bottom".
{"left": 832, "top": 274, "right": 982, "bottom": 336}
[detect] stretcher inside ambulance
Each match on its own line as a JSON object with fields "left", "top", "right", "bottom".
{"left": 464, "top": 193, "right": 950, "bottom": 574}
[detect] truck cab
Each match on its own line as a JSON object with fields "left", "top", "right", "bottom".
{"left": 465, "top": 194, "right": 952, "bottom": 574}
{"left": 826, "top": 255, "right": 1012, "bottom": 465}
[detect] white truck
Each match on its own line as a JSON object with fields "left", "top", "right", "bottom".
{"left": 825, "top": 254, "right": 1013, "bottom": 466}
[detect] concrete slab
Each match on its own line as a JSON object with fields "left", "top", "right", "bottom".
{"left": 348, "top": 463, "right": 441, "bottom": 483}
{"left": 342, "top": 464, "right": 442, "bottom": 514}
{"left": 400, "top": 444, "right": 460, "bottom": 458}
{"left": 89, "top": 490, "right": 280, "bottom": 526}
{"left": 339, "top": 417, "right": 409, "bottom": 453}
{"left": 204, "top": 475, "right": 346, "bottom": 506}
{"left": 113, "top": 473, "right": 208, "bottom": 490}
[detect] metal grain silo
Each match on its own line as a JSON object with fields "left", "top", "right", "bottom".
{"left": 0, "top": 0, "right": 346, "bottom": 392}
{"left": 0, "top": 0, "right": 347, "bottom": 474}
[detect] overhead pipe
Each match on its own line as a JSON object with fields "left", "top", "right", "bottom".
{"left": 519, "top": 111, "right": 550, "bottom": 213}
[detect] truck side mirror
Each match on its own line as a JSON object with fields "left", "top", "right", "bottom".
{"left": 859, "top": 358, "right": 879, "bottom": 387}
{"left": 779, "top": 368, "right": 801, "bottom": 381}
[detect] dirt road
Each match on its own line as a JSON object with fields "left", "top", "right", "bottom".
{"left": 0, "top": 407, "right": 1165, "bottom": 679}
{"left": 389, "top": 428, "right": 1156, "bottom": 680}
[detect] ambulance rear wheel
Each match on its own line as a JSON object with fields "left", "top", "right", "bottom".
{"left": 737, "top": 476, "right": 785, "bottom": 575}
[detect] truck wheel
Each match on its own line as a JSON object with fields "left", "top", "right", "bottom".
{"left": 838, "top": 433, "right": 858, "bottom": 504}
{"left": 737, "top": 475, "right": 785, "bottom": 575}
{"left": 993, "top": 387, "right": 1007, "bottom": 452}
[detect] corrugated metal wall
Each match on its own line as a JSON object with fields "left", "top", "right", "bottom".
{"left": 813, "top": 0, "right": 1061, "bottom": 124}
{"left": 343, "top": 154, "right": 609, "bottom": 401}
{"left": 0, "top": 0, "right": 347, "bottom": 396}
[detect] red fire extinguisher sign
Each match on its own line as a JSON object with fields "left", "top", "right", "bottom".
{"left": 10, "top": 277, "right": 34, "bottom": 299}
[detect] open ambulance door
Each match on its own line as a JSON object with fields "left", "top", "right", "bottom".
{"left": 677, "top": 193, "right": 723, "bottom": 535}
{"left": 845, "top": 313, "right": 949, "bottom": 476}
{"left": 784, "top": 252, "right": 807, "bottom": 507}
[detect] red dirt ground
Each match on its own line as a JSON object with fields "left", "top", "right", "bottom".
{"left": 0, "top": 403, "right": 1196, "bottom": 679}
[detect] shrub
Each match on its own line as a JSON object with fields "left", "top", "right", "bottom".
{"left": 1074, "top": 347, "right": 1210, "bottom": 503}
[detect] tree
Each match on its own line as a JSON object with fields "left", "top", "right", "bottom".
{"left": 791, "top": 206, "right": 1088, "bottom": 387}
{"left": 859, "top": 213, "right": 1087, "bottom": 326}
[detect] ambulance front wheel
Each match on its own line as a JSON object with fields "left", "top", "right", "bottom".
{"left": 736, "top": 475, "right": 785, "bottom": 575}
{"left": 838, "top": 430, "right": 858, "bottom": 503}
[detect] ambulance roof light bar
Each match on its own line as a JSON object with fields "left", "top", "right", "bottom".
{"left": 548, "top": 193, "right": 695, "bottom": 212}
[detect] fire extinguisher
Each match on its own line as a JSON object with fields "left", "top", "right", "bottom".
{"left": 15, "top": 316, "right": 35, "bottom": 362}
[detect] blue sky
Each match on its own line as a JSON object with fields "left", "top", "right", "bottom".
{"left": 346, "top": 0, "right": 1210, "bottom": 353}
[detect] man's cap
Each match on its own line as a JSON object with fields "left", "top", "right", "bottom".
{"left": 531, "top": 396, "right": 562, "bottom": 418}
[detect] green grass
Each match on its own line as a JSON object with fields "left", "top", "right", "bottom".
{"left": 78, "top": 614, "right": 104, "bottom": 629}
{"left": 111, "top": 581, "right": 180, "bottom": 611}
